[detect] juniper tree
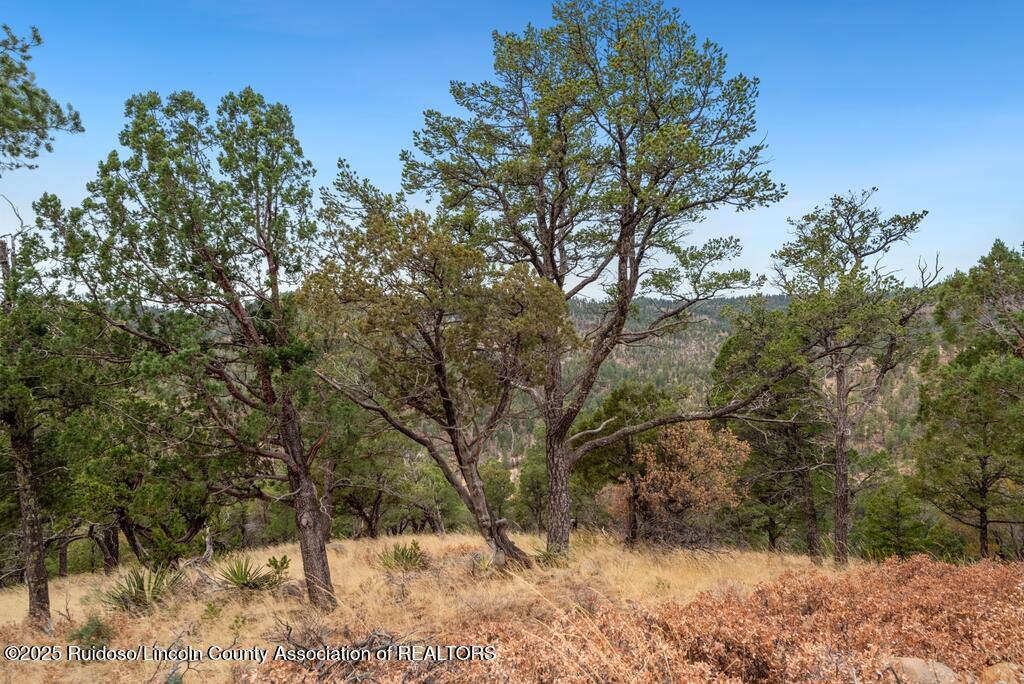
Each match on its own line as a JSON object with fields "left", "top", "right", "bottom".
{"left": 308, "top": 172, "right": 573, "bottom": 565}
{"left": 41, "top": 89, "right": 340, "bottom": 609}
{"left": 712, "top": 314, "right": 829, "bottom": 560}
{"left": 0, "top": 24, "right": 83, "bottom": 629}
{"left": 572, "top": 382, "right": 670, "bottom": 543}
{"left": 0, "top": 232, "right": 97, "bottom": 629}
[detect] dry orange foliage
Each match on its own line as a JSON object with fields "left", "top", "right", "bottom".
{"left": 252, "top": 555, "right": 1024, "bottom": 683}
{"left": 635, "top": 422, "right": 749, "bottom": 515}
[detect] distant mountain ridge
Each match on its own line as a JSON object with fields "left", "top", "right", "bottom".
{"left": 569, "top": 294, "right": 790, "bottom": 408}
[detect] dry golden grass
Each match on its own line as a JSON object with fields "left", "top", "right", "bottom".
{"left": 0, "top": 532, "right": 839, "bottom": 683}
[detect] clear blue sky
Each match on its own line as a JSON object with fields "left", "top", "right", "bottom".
{"left": 4, "top": 1, "right": 1022, "bottom": 283}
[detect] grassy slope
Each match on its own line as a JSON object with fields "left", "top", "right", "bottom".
{"left": 2, "top": 533, "right": 1022, "bottom": 683}
{"left": 0, "top": 532, "right": 835, "bottom": 683}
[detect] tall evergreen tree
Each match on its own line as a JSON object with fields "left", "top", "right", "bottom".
{"left": 1, "top": 24, "right": 83, "bottom": 629}
{"left": 402, "top": 0, "right": 783, "bottom": 552}
{"left": 771, "top": 189, "right": 935, "bottom": 563}
{"left": 914, "top": 240, "right": 1024, "bottom": 557}
{"left": 42, "top": 89, "right": 339, "bottom": 609}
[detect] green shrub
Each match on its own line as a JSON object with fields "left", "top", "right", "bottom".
{"left": 102, "top": 568, "right": 184, "bottom": 614}
{"left": 267, "top": 555, "right": 291, "bottom": 581}
{"left": 377, "top": 540, "right": 428, "bottom": 572}
{"left": 69, "top": 615, "right": 114, "bottom": 649}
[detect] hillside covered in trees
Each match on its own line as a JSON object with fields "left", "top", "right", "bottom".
{"left": 1, "top": 2, "right": 1023, "bottom": 682}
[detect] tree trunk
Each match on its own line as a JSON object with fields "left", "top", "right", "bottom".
{"left": 460, "top": 458, "right": 531, "bottom": 567}
{"left": 365, "top": 511, "right": 380, "bottom": 538}
{"left": 100, "top": 525, "right": 120, "bottom": 573}
{"left": 289, "top": 464, "right": 336, "bottom": 610}
{"left": 625, "top": 475, "right": 642, "bottom": 544}
{"left": 798, "top": 463, "right": 823, "bottom": 562}
{"left": 979, "top": 508, "right": 989, "bottom": 558}
{"left": 368, "top": 492, "right": 383, "bottom": 538}
{"left": 833, "top": 364, "right": 851, "bottom": 564}
{"left": 279, "top": 392, "right": 336, "bottom": 611}
{"left": 119, "top": 518, "right": 146, "bottom": 566}
{"left": 352, "top": 514, "right": 365, "bottom": 539}
{"left": 58, "top": 540, "right": 69, "bottom": 578}
{"left": 766, "top": 514, "right": 780, "bottom": 551}
{"left": 11, "top": 430, "right": 51, "bottom": 631}
{"left": 545, "top": 438, "right": 573, "bottom": 553}
{"left": 426, "top": 507, "right": 446, "bottom": 534}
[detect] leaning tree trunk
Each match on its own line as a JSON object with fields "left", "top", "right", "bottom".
{"left": 11, "top": 430, "right": 51, "bottom": 631}
{"left": 89, "top": 523, "right": 121, "bottom": 573}
{"left": 119, "top": 518, "right": 147, "bottom": 567}
{"left": 280, "top": 394, "right": 337, "bottom": 611}
{"left": 460, "top": 461, "right": 531, "bottom": 567}
{"left": 288, "top": 465, "right": 336, "bottom": 610}
{"left": 833, "top": 365, "right": 851, "bottom": 564}
{"left": 100, "top": 525, "right": 119, "bottom": 573}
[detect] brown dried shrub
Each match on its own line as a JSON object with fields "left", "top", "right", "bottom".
{"left": 250, "top": 555, "right": 1024, "bottom": 683}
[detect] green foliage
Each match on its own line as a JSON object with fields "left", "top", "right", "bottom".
{"left": 911, "top": 241, "right": 1024, "bottom": 558}
{"left": 217, "top": 556, "right": 285, "bottom": 590}
{"left": 68, "top": 615, "right": 114, "bottom": 649}
{"left": 101, "top": 567, "right": 184, "bottom": 614}
{"left": 377, "top": 539, "right": 428, "bottom": 572}
{"left": 403, "top": 0, "right": 783, "bottom": 287}
{"left": 853, "top": 479, "right": 963, "bottom": 561}
{"left": 935, "top": 239, "right": 1024, "bottom": 357}
{"left": 480, "top": 459, "right": 515, "bottom": 519}
{"left": 266, "top": 554, "right": 290, "bottom": 578}
{"left": 0, "top": 24, "right": 83, "bottom": 175}
{"left": 402, "top": 0, "right": 784, "bottom": 552}
{"left": 509, "top": 441, "right": 611, "bottom": 533}
{"left": 201, "top": 602, "right": 222, "bottom": 622}
{"left": 912, "top": 353, "right": 1024, "bottom": 553}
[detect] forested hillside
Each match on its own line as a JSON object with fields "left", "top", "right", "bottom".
{"left": 571, "top": 294, "right": 790, "bottom": 403}
{"left": 2, "top": 3, "right": 1023, "bottom": 682}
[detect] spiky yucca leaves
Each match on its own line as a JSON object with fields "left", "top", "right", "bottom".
{"left": 101, "top": 568, "right": 184, "bottom": 613}
{"left": 376, "top": 540, "right": 428, "bottom": 572}
{"left": 218, "top": 557, "right": 283, "bottom": 590}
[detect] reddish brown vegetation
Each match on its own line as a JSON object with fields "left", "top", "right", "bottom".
{"left": 254, "top": 556, "right": 1024, "bottom": 683}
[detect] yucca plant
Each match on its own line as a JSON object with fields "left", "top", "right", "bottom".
{"left": 377, "top": 539, "right": 428, "bottom": 572}
{"left": 102, "top": 567, "right": 185, "bottom": 614}
{"left": 218, "top": 556, "right": 280, "bottom": 590}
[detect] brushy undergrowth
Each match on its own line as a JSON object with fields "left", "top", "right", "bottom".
{"left": 250, "top": 555, "right": 1024, "bottom": 683}
{"left": 448, "top": 556, "right": 1024, "bottom": 683}
{"left": 68, "top": 615, "right": 114, "bottom": 649}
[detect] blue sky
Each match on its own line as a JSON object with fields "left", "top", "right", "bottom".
{"left": 4, "top": 1, "right": 1022, "bottom": 284}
